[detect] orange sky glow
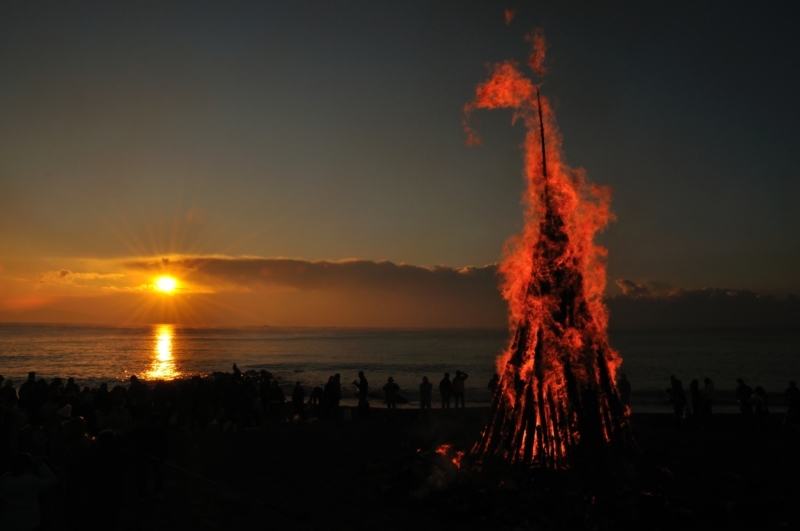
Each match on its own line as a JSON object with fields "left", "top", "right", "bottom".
{"left": 0, "top": 255, "right": 508, "bottom": 327}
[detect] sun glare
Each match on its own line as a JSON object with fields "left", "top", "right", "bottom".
{"left": 147, "top": 324, "right": 179, "bottom": 380}
{"left": 156, "top": 276, "right": 177, "bottom": 293}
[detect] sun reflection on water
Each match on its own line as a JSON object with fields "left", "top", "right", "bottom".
{"left": 147, "top": 324, "right": 180, "bottom": 380}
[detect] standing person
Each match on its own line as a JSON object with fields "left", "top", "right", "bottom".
{"left": 17, "top": 372, "right": 36, "bottom": 413}
{"left": 332, "top": 374, "right": 342, "bottom": 418}
{"left": 735, "top": 378, "right": 753, "bottom": 427}
{"left": 291, "top": 382, "right": 305, "bottom": 419}
{"left": 783, "top": 381, "right": 800, "bottom": 433}
{"left": 323, "top": 376, "right": 335, "bottom": 417}
{"left": 452, "top": 371, "right": 469, "bottom": 410}
{"left": 439, "top": 373, "right": 453, "bottom": 410}
{"left": 689, "top": 380, "right": 703, "bottom": 424}
{"left": 750, "top": 386, "right": 769, "bottom": 433}
{"left": 488, "top": 374, "right": 499, "bottom": 395}
{"left": 65, "top": 377, "right": 80, "bottom": 396}
{"left": 419, "top": 377, "right": 433, "bottom": 413}
{"left": 0, "top": 379, "right": 16, "bottom": 407}
{"left": 352, "top": 371, "right": 370, "bottom": 417}
{"left": 383, "top": 377, "right": 399, "bottom": 417}
{"left": 669, "top": 375, "right": 687, "bottom": 428}
{"left": 702, "top": 377, "right": 715, "bottom": 421}
{"left": 309, "top": 386, "right": 324, "bottom": 414}
{"left": 617, "top": 373, "right": 631, "bottom": 409}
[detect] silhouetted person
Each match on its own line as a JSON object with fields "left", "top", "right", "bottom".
{"left": 19, "top": 418, "right": 46, "bottom": 459}
{"left": 383, "top": 377, "right": 399, "bottom": 416}
{"left": 0, "top": 379, "right": 17, "bottom": 407}
{"left": 419, "top": 377, "right": 433, "bottom": 412}
{"left": 270, "top": 380, "right": 285, "bottom": 402}
{"left": 353, "top": 371, "right": 369, "bottom": 417}
{"left": 439, "top": 373, "right": 452, "bottom": 410}
{"left": 65, "top": 377, "right": 79, "bottom": 396}
{"left": 669, "top": 375, "right": 687, "bottom": 427}
{"left": 784, "top": 381, "right": 800, "bottom": 433}
{"left": 232, "top": 363, "right": 242, "bottom": 379}
{"left": 332, "top": 374, "right": 342, "bottom": 417}
{"left": 18, "top": 372, "right": 36, "bottom": 412}
{"left": 735, "top": 378, "right": 753, "bottom": 426}
{"left": 617, "top": 373, "right": 631, "bottom": 408}
{"left": 452, "top": 371, "right": 468, "bottom": 409}
{"left": 750, "top": 386, "right": 769, "bottom": 433}
{"left": 688, "top": 379, "right": 701, "bottom": 416}
{"left": 310, "top": 386, "right": 324, "bottom": 411}
{"left": 703, "top": 377, "right": 715, "bottom": 421}
{"left": 95, "top": 382, "right": 111, "bottom": 415}
{"left": 0, "top": 453, "right": 57, "bottom": 530}
{"left": 488, "top": 374, "right": 499, "bottom": 395}
{"left": 292, "top": 382, "right": 305, "bottom": 419}
{"left": 105, "top": 399, "right": 133, "bottom": 435}
{"left": 134, "top": 411, "right": 168, "bottom": 500}
{"left": 87, "top": 430, "right": 125, "bottom": 527}
{"left": 323, "top": 376, "right": 335, "bottom": 417}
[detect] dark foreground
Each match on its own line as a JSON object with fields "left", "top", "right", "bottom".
{"left": 48, "top": 408, "right": 796, "bottom": 531}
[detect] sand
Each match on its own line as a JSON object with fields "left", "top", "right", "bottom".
{"left": 82, "top": 407, "right": 800, "bottom": 530}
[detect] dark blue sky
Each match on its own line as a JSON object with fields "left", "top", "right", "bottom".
{"left": 1, "top": 0, "right": 798, "bottom": 298}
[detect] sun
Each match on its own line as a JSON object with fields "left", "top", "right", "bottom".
{"left": 155, "top": 276, "right": 177, "bottom": 293}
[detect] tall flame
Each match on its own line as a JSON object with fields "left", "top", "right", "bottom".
{"left": 467, "top": 29, "right": 634, "bottom": 467}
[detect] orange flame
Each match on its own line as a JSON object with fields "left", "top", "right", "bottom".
{"left": 435, "top": 444, "right": 465, "bottom": 469}
{"left": 468, "top": 29, "right": 634, "bottom": 467}
{"left": 526, "top": 28, "right": 547, "bottom": 77}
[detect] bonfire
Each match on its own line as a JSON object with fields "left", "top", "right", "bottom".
{"left": 467, "top": 30, "right": 636, "bottom": 468}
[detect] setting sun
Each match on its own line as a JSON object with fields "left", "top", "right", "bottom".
{"left": 155, "top": 276, "right": 177, "bottom": 293}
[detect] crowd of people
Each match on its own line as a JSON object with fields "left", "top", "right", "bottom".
{"left": 650, "top": 374, "right": 800, "bottom": 432}
{"left": 0, "top": 365, "right": 480, "bottom": 529}
{"left": 5, "top": 364, "right": 798, "bottom": 528}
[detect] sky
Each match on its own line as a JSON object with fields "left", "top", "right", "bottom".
{"left": 1, "top": 0, "right": 798, "bottom": 327}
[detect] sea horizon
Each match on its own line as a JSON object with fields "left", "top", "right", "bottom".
{"left": 2, "top": 322, "right": 798, "bottom": 413}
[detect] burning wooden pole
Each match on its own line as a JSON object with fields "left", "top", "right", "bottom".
{"left": 465, "top": 33, "right": 636, "bottom": 469}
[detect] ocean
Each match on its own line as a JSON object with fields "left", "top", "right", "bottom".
{"left": 1, "top": 323, "right": 798, "bottom": 412}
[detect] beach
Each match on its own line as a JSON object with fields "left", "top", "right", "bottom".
{"left": 3, "top": 325, "right": 800, "bottom": 529}
{"left": 25, "top": 406, "right": 798, "bottom": 531}
{"left": 0, "top": 361, "right": 798, "bottom": 530}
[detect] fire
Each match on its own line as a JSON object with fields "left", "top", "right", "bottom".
{"left": 435, "top": 444, "right": 466, "bottom": 468}
{"left": 467, "top": 29, "right": 635, "bottom": 467}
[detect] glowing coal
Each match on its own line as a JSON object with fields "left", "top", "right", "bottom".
{"left": 467, "top": 30, "right": 635, "bottom": 468}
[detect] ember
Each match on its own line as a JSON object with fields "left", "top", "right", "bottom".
{"left": 435, "top": 444, "right": 466, "bottom": 468}
{"left": 467, "top": 30, "right": 635, "bottom": 468}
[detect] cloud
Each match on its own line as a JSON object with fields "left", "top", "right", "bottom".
{"left": 11, "top": 261, "right": 800, "bottom": 329}
{"left": 6, "top": 257, "right": 507, "bottom": 328}
{"left": 122, "top": 256, "right": 499, "bottom": 294}
{"left": 615, "top": 279, "right": 651, "bottom": 298}
{"left": 101, "top": 284, "right": 160, "bottom": 292}
{"left": 37, "top": 269, "right": 125, "bottom": 286}
{"left": 609, "top": 279, "right": 800, "bottom": 329}
{"left": 614, "top": 279, "right": 677, "bottom": 298}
